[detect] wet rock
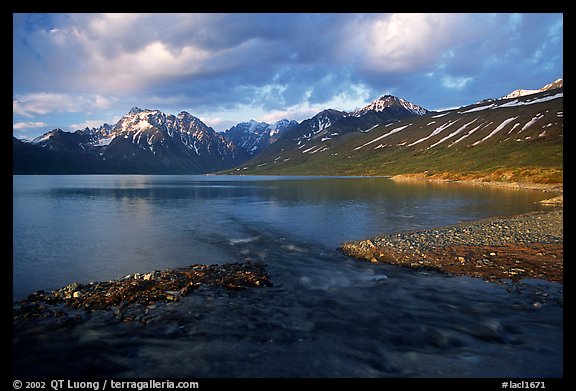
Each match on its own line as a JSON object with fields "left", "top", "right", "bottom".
{"left": 468, "top": 320, "right": 508, "bottom": 343}
{"left": 13, "top": 260, "right": 272, "bottom": 322}
{"left": 165, "top": 291, "right": 181, "bottom": 301}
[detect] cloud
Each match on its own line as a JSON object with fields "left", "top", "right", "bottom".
{"left": 13, "top": 121, "right": 48, "bottom": 130}
{"left": 80, "top": 41, "right": 214, "bottom": 92}
{"left": 442, "top": 76, "right": 473, "bottom": 90}
{"left": 13, "top": 93, "right": 115, "bottom": 117}
{"left": 13, "top": 14, "right": 358, "bottom": 101}
{"left": 13, "top": 13, "right": 563, "bottom": 137}
{"left": 68, "top": 119, "right": 112, "bottom": 130}
{"left": 197, "top": 116, "right": 237, "bottom": 131}
{"left": 258, "top": 110, "right": 294, "bottom": 124}
{"left": 343, "top": 14, "right": 469, "bottom": 74}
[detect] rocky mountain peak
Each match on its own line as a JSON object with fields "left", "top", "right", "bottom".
{"left": 353, "top": 95, "right": 428, "bottom": 117}
{"left": 502, "top": 78, "right": 563, "bottom": 99}
{"left": 541, "top": 78, "right": 563, "bottom": 91}
{"left": 128, "top": 107, "right": 146, "bottom": 115}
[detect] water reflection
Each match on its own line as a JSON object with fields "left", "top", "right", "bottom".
{"left": 13, "top": 175, "right": 553, "bottom": 299}
{"left": 12, "top": 175, "right": 562, "bottom": 377}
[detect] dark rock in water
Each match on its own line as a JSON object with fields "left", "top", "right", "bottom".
{"left": 13, "top": 260, "right": 272, "bottom": 323}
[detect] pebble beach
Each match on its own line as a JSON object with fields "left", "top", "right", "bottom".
{"left": 340, "top": 207, "right": 563, "bottom": 282}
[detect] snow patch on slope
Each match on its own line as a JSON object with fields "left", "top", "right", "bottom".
{"left": 521, "top": 114, "right": 544, "bottom": 132}
{"left": 429, "top": 118, "right": 478, "bottom": 148}
{"left": 472, "top": 117, "right": 518, "bottom": 146}
{"left": 461, "top": 93, "right": 563, "bottom": 113}
{"left": 354, "top": 124, "right": 411, "bottom": 150}
{"left": 408, "top": 120, "right": 459, "bottom": 147}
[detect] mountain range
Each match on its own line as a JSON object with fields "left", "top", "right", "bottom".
{"left": 224, "top": 119, "right": 299, "bottom": 157}
{"left": 13, "top": 94, "right": 427, "bottom": 174}
{"left": 13, "top": 79, "right": 563, "bottom": 183}
{"left": 15, "top": 108, "right": 243, "bottom": 174}
{"left": 235, "top": 80, "right": 562, "bottom": 184}
{"left": 501, "top": 78, "right": 563, "bottom": 99}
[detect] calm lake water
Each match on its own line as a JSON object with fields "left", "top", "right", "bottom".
{"left": 12, "top": 175, "right": 563, "bottom": 378}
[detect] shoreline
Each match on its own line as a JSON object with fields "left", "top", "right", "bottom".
{"left": 13, "top": 260, "right": 271, "bottom": 323}
{"left": 390, "top": 173, "right": 563, "bottom": 194}
{"left": 340, "top": 209, "right": 563, "bottom": 283}
{"left": 13, "top": 174, "right": 563, "bottom": 315}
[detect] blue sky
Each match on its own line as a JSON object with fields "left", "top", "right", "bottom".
{"left": 13, "top": 13, "right": 563, "bottom": 139}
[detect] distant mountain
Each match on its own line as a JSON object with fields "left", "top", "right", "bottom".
{"left": 14, "top": 81, "right": 563, "bottom": 181}
{"left": 75, "top": 123, "right": 114, "bottom": 139}
{"left": 13, "top": 136, "right": 101, "bottom": 174}
{"left": 290, "top": 109, "right": 349, "bottom": 143}
{"left": 238, "top": 95, "right": 428, "bottom": 167}
{"left": 15, "top": 108, "right": 249, "bottom": 174}
{"left": 502, "top": 78, "right": 563, "bottom": 99}
{"left": 324, "top": 95, "right": 429, "bottom": 137}
{"left": 31, "top": 128, "right": 93, "bottom": 155}
{"left": 231, "top": 88, "right": 563, "bottom": 184}
{"left": 224, "top": 118, "right": 298, "bottom": 156}
{"left": 352, "top": 95, "right": 428, "bottom": 117}
{"left": 242, "top": 109, "right": 349, "bottom": 165}
{"left": 101, "top": 107, "right": 247, "bottom": 173}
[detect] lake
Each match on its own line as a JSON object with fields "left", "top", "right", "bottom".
{"left": 12, "top": 175, "right": 563, "bottom": 377}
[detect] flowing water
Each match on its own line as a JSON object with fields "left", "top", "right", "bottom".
{"left": 12, "top": 175, "right": 563, "bottom": 377}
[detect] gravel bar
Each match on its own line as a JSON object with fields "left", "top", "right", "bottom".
{"left": 14, "top": 260, "right": 271, "bottom": 323}
{"left": 340, "top": 210, "right": 563, "bottom": 282}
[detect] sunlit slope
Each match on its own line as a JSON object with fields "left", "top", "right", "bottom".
{"left": 233, "top": 90, "right": 562, "bottom": 183}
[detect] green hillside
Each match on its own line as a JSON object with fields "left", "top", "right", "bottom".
{"left": 226, "top": 90, "right": 563, "bottom": 184}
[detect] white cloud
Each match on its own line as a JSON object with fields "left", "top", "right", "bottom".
{"left": 350, "top": 14, "right": 485, "bottom": 74}
{"left": 14, "top": 93, "right": 77, "bottom": 117}
{"left": 259, "top": 103, "right": 323, "bottom": 125}
{"left": 13, "top": 13, "right": 563, "bottom": 128}
{"left": 367, "top": 14, "right": 451, "bottom": 71}
{"left": 13, "top": 93, "right": 115, "bottom": 117}
{"left": 442, "top": 76, "right": 473, "bottom": 89}
{"left": 258, "top": 110, "right": 293, "bottom": 124}
{"left": 68, "top": 119, "right": 110, "bottom": 130}
{"left": 83, "top": 41, "right": 212, "bottom": 92}
{"left": 13, "top": 121, "right": 48, "bottom": 130}
{"left": 199, "top": 116, "right": 234, "bottom": 130}
{"left": 14, "top": 14, "right": 231, "bottom": 95}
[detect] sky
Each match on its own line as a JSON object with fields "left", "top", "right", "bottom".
{"left": 13, "top": 13, "right": 563, "bottom": 140}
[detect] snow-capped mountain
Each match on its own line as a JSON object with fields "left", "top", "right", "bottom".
{"left": 31, "top": 128, "right": 65, "bottom": 145}
{"left": 31, "top": 128, "right": 96, "bottom": 155}
{"left": 231, "top": 109, "right": 350, "bottom": 165}
{"left": 352, "top": 95, "right": 429, "bottom": 117}
{"left": 224, "top": 118, "right": 298, "bottom": 156}
{"left": 236, "top": 87, "right": 562, "bottom": 178}
{"left": 18, "top": 108, "right": 249, "bottom": 174}
{"left": 502, "top": 78, "right": 563, "bottom": 99}
{"left": 272, "top": 119, "right": 299, "bottom": 134}
{"left": 14, "top": 81, "right": 562, "bottom": 177}
{"left": 109, "top": 108, "right": 238, "bottom": 155}
{"left": 97, "top": 107, "right": 247, "bottom": 173}
{"left": 75, "top": 123, "right": 114, "bottom": 137}
{"left": 244, "top": 95, "right": 429, "bottom": 165}
{"left": 290, "top": 109, "right": 349, "bottom": 144}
